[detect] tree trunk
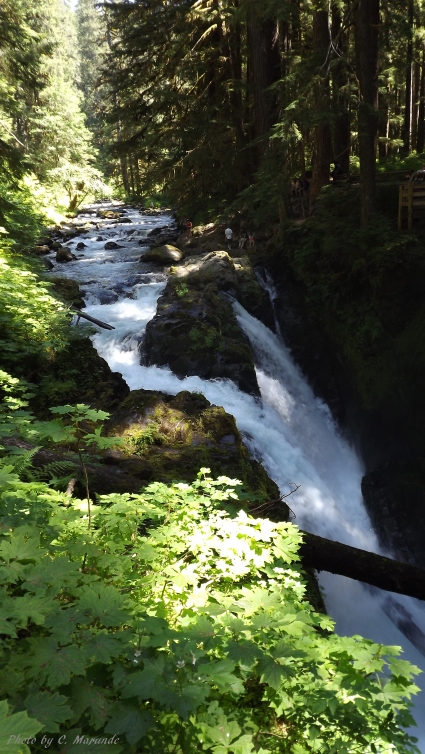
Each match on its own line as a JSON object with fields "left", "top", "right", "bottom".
{"left": 417, "top": 45, "right": 425, "bottom": 153}
{"left": 412, "top": 57, "right": 420, "bottom": 149}
{"left": 331, "top": 5, "right": 350, "bottom": 174}
{"left": 120, "top": 154, "right": 130, "bottom": 195}
{"left": 247, "top": 10, "right": 281, "bottom": 162}
{"left": 300, "top": 531, "right": 425, "bottom": 601}
{"left": 403, "top": 0, "right": 414, "bottom": 152}
{"left": 310, "top": 8, "right": 332, "bottom": 203}
{"left": 354, "top": 0, "right": 380, "bottom": 225}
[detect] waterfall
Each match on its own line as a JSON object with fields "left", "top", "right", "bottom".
{"left": 49, "top": 206, "right": 425, "bottom": 748}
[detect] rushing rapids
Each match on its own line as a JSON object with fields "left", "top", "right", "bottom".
{"left": 48, "top": 203, "right": 425, "bottom": 747}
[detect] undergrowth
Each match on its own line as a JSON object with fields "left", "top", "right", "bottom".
{"left": 0, "top": 372, "right": 421, "bottom": 753}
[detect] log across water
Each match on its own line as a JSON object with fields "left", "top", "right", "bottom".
{"left": 300, "top": 530, "right": 425, "bottom": 601}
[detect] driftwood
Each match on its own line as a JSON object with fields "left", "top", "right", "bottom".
{"left": 71, "top": 306, "right": 115, "bottom": 330}
{"left": 300, "top": 530, "right": 425, "bottom": 601}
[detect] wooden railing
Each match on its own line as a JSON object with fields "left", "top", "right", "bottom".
{"left": 398, "top": 182, "right": 425, "bottom": 230}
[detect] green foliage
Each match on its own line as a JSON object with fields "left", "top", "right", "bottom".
{"left": 0, "top": 246, "right": 70, "bottom": 374}
{"left": 0, "top": 382, "right": 421, "bottom": 752}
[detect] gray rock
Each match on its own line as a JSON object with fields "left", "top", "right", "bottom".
{"left": 56, "top": 247, "right": 75, "bottom": 263}
{"left": 141, "top": 245, "right": 183, "bottom": 264}
{"left": 76, "top": 242, "right": 86, "bottom": 250}
{"left": 104, "top": 241, "right": 122, "bottom": 250}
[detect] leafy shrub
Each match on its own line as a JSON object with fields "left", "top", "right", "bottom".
{"left": 0, "top": 247, "right": 70, "bottom": 374}
{"left": 0, "top": 377, "right": 421, "bottom": 753}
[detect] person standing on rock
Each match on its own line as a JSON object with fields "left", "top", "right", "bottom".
{"left": 225, "top": 227, "right": 233, "bottom": 250}
{"left": 186, "top": 219, "right": 193, "bottom": 236}
{"left": 248, "top": 231, "right": 255, "bottom": 248}
{"left": 239, "top": 230, "right": 247, "bottom": 249}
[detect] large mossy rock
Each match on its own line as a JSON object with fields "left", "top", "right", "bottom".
{"left": 172, "top": 250, "right": 273, "bottom": 324}
{"left": 34, "top": 337, "right": 129, "bottom": 415}
{"left": 106, "top": 389, "right": 281, "bottom": 501}
{"left": 144, "top": 280, "right": 259, "bottom": 394}
{"left": 49, "top": 276, "right": 85, "bottom": 309}
{"left": 142, "top": 245, "right": 183, "bottom": 264}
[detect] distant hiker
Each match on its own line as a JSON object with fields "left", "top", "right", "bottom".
{"left": 248, "top": 231, "right": 255, "bottom": 248}
{"left": 186, "top": 219, "right": 193, "bottom": 236}
{"left": 225, "top": 227, "right": 233, "bottom": 249}
{"left": 331, "top": 162, "right": 343, "bottom": 179}
{"left": 239, "top": 230, "right": 247, "bottom": 249}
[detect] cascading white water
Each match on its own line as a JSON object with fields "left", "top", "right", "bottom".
{"left": 49, "top": 206, "right": 425, "bottom": 748}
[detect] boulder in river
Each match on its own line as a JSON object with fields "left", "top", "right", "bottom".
{"left": 33, "top": 245, "right": 50, "bottom": 255}
{"left": 56, "top": 247, "right": 75, "bottom": 263}
{"left": 144, "top": 279, "right": 260, "bottom": 395}
{"left": 172, "top": 250, "right": 275, "bottom": 326}
{"left": 76, "top": 241, "right": 86, "bottom": 250}
{"left": 141, "top": 245, "right": 183, "bottom": 264}
{"left": 104, "top": 241, "right": 122, "bottom": 250}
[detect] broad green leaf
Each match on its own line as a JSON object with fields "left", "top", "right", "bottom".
{"left": 22, "top": 558, "right": 80, "bottom": 593}
{"left": 257, "top": 657, "right": 288, "bottom": 690}
{"left": 105, "top": 703, "right": 154, "bottom": 745}
{"left": 27, "top": 638, "right": 87, "bottom": 688}
{"left": 22, "top": 691, "right": 72, "bottom": 733}
{"left": 84, "top": 632, "right": 125, "bottom": 664}
{"left": 0, "top": 700, "right": 42, "bottom": 754}
{"left": 77, "top": 584, "right": 130, "bottom": 627}
{"left": 0, "top": 530, "right": 43, "bottom": 563}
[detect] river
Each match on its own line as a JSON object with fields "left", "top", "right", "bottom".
{"left": 48, "top": 203, "right": 425, "bottom": 748}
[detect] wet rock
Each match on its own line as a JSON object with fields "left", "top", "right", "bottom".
{"left": 141, "top": 245, "right": 183, "bottom": 264}
{"left": 36, "top": 236, "right": 52, "bottom": 247}
{"left": 99, "top": 210, "right": 121, "bottom": 220}
{"left": 362, "top": 459, "right": 425, "bottom": 568}
{"left": 96, "top": 236, "right": 104, "bottom": 242}
{"left": 76, "top": 241, "right": 86, "bottom": 250}
{"left": 42, "top": 258, "right": 54, "bottom": 270}
{"left": 144, "top": 281, "right": 259, "bottom": 395}
{"left": 118, "top": 217, "right": 132, "bottom": 223}
{"left": 50, "top": 277, "right": 85, "bottom": 309}
{"left": 39, "top": 337, "right": 129, "bottom": 412}
{"left": 97, "top": 290, "right": 119, "bottom": 304}
{"left": 33, "top": 245, "right": 50, "bottom": 255}
{"left": 172, "top": 250, "right": 274, "bottom": 326}
{"left": 56, "top": 247, "right": 75, "bottom": 263}
{"left": 104, "top": 241, "right": 122, "bottom": 250}
{"left": 147, "top": 227, "right": 162, "bottom": 237}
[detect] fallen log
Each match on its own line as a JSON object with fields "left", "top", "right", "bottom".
{"left": 70, "top": 306, "right": 115, "bottom": 330}
{"left": 300, "top": 530, "right": 425, "bottom": 601}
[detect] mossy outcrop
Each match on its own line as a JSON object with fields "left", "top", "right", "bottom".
{"left": 106, "top": 389, "right": 281, "bottom": 502}
{"left": 144, "top": 279, "right": 259, "bottom": 394}
{"left": 143, "top": 248, "right": 275, "bottom": 393}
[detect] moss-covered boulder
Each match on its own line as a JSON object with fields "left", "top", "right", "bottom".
{"left": 142, "top": 245, "right": 183, "bottom": 264}
{"left": 172, "top": 250, "right": 274, "bottom": 325}
{"left": 144, "top": 280, "right": 259, "bottom": 394}
{"left": 106, "top": 389, "right": 282, "bottom": 502}
{"left": 49, "top": 276, "right": 85, "bottom": 309}
{"left": 34, "top": 337, "right": 129, "bottom": 414}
